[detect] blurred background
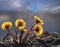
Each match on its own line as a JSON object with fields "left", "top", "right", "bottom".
{"left": 0, "top": 0, "right": 60, "bottom": 40}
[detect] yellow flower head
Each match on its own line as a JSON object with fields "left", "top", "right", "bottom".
{"left": 33, "top": 24, "right": 43, "bottom": 36}
{"left": 15, "top": 19, "right": 26, "bottom": 29}
{"left": 2, "top": 22, "right": 12, "bottom": 30}
{"left": 21, "top": 29, "right": 27, "bottom": 32}
{"left": 34, "top": 16, "right": 44, "bottom": 25}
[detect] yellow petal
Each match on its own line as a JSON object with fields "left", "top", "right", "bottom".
{"left": 2, "top": 22, "right": 12, "bottom": 30}
{"left": 34, "top": 16, "right": 44, "bottom": 25}
{"left": 33, "top": 24, "right": 43, "bottom": 36}
{"left": 15, "top": 19, "right": 26, "bottom": 29}
{"left": 21, "top": 29, "right": 27, "bottom": 32}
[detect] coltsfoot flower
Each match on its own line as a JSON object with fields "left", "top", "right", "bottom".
{"left": 33, "top": 24, "right": 43, "bottom": 36}
{"left": 15, "top": 19, "right": 26, "bottom": 29}
{"left": 34, "top": 16, "right": 44, "bottom": 25}
{"left": 2, "top": 22, "right": 12, "bottom": 30}
{"left": 21, "top": 29, "right": 27, "bottom": 32}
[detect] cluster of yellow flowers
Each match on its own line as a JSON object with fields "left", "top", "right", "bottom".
{"left": 1, "top": 16, "right": 44, "bottom": 36}
{"left": 33, "top": 16, "right": 44, "bottom": 35}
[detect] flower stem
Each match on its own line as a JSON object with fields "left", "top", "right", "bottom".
{"left": 19, "top": 31, "right": 24, "bottom": 43}
{"left": 7, "top": 29, "right": 15, "bottom": 38}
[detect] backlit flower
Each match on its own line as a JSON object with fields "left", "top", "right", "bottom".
{"left": 21, "top": 29, "right": 27, "bottom": 32}
{"left": 33, "top": 24, "right": 43, "bottom": 36}
{"left": 34, "top": 16, "right": 44, "bottom": 25}
{"left": 2, "top": 22, "right": 12, "bottom": 30}
{"left": 15, "top": 19, "right": 26, "bottom": 29}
